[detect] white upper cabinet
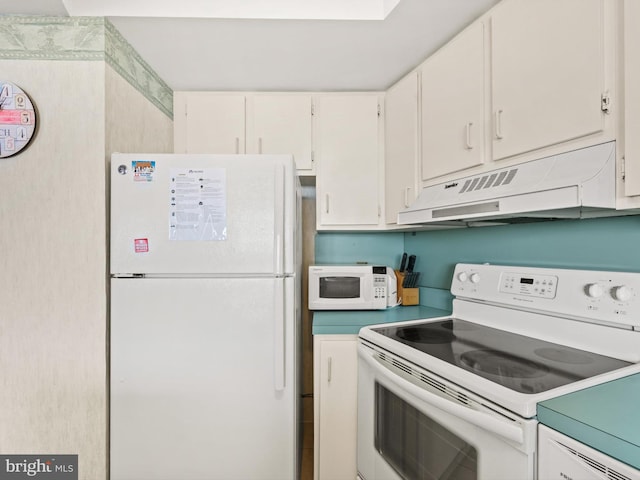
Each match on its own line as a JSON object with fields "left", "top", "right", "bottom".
{"left": 421, "top": 21, "right": 486, "bottom": 181}
{"left": 314, "top": 94, "right": 382, "bottom": 229}
{"left": 624, "top": 0, "right": 640, "bottom": 198}
{"left": 174, "top": 92, "right": 246, "bottom": 154}
{"left": 491, "top": 0, "right": 606, "bottom": 161}
{"left": 385, "top": 71, "right": 419, "bottom": 224}
{"left": 246, "top": 94, "right": 314, "bottom": 173}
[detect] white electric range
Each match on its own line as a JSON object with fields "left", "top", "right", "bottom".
{"left": 357, "top": 263, "right": 640, "bottom": 480}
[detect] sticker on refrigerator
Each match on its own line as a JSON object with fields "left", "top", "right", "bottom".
{"left": 132, "top": 160, "right": 155, "bottom": 182}
{"left": 134, "top": 238, "right": 149, "bottom": 253}
{"left": 169, "top": 168, "right": 227, "bottom": 241}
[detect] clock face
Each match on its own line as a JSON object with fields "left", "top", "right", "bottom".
{"left": 0, "top": 81, "right": 37, "bottom": 158}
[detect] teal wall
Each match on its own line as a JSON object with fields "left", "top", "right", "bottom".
{"left": 316, "top": 215, "right": 640, "bottom": 309}
{"left": 314, "top": 232, "right": 404, "bottom": 266}
{"left": 405, "top": 215, "right": 640, "bottom": 290}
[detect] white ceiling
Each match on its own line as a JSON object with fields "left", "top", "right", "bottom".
{"left": 61, "top": 0, "right": 404, "bottom": 20}
{"left": 0, "top": 0, "right": 500, "bottom": 92}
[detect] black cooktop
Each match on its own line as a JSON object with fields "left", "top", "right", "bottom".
{"left": 372, "top": 318, "right": 631, "bottom": 394}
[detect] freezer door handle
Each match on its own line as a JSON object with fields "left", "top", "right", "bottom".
{"left": 274, "top": 163, "right": 285, "bottom": 275}
{"left": 274, "top": 279, "right": 286, "bottom": 391}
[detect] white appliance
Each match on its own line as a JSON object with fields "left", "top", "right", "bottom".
{"left": 308, "top": 265, "right": 397, "bottom": 311}
{"left": 398, "top": 141, "right": 620, "bottom": 226}
{"left": 109, "top": 153, "right": 301, "bottom": 480}
{"left": 538, "top": 425, "right": 640, "bottom": 480}
{"left": 358, "top": 263, "right": 640, "bottom": 480}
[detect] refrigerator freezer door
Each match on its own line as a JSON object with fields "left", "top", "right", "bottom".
{"left": 110, "top": 276, "right": 299, "bottom": 480}
{"left": 111, "top": 154, "right": 297, "bottom": 276}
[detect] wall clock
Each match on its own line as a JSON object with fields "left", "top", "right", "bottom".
{"left": 0, "top": 81, "right": 37, "bottom": 158}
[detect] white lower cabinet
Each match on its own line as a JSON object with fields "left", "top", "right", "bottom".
{"left": 313, "top": 334, "right": 358, "bottom": 480}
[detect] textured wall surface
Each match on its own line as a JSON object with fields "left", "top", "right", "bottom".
{"left": 0, "top": 60, "right": 108, "bottom": 477}
{"left": 0, "top": 17, "right": 173, "bottom": 480}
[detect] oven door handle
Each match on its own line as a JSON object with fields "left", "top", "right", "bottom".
{"left": 361, "top": 351, "right": 524, "bottom": 445}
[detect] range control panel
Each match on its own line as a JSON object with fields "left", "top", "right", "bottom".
{"left": 499, "top": 273, "right": 558, "bottom": 299}
{"left": 451, "top": 263, "right": 640, "bottom": 329}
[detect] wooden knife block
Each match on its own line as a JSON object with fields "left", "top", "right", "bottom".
{"left": 395, "top": 270, "right": 419, "bottom": 306}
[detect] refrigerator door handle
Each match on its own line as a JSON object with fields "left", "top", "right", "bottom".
{"left": 274, "top": 164, "right": 285, "bottom": 275}
{"left": 274, "top": 279, "right": 286, "bottom": 391}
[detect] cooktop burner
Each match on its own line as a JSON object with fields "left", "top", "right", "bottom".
{"left": 460, "top": 349, "right": 550, "bottom": 379}
{"left": 396, "top": 325, "right": 456, "bottom": 344}
{"left": 372, "top": 318, "right": 631, "bottom": 394}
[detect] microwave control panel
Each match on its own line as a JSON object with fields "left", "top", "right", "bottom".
{"left": 373, "top": 271, "right": 388, "bottom": 307}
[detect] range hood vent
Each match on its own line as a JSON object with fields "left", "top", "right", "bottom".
{"left": 398, "top": 141, "right": 620, "bottom": 226}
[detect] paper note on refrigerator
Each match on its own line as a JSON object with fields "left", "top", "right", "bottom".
{"left": 169, "top": 168, "right": 227, "bottom": 241}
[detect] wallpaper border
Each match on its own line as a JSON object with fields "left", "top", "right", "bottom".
{"left": 0, "top": 16, "right": 173, "bottom": 119}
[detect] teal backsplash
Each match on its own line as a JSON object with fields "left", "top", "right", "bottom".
{"left": 316, "top": 215, "right": 640, "bottom": 308}
{"left": 405, "top": 215, "right": 640, "bottom": 290}
{"left": 314, "top": 232, "right": 404, "bottom": 266}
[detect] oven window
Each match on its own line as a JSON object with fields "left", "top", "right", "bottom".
{"left": 319, "top": 276, "right": 360, "bottom": 299}
{"left": 375, "top": 383, "right": 477, "bottom": 480}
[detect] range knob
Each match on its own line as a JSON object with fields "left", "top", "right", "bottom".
{"left": 611, "top": 286, "right": 632, "bottom": 302}
{"left": 585, "top": 283, "right": 604, "bottom": 298}
{"left": 457, "top": 272, "right": 468, "bottom": 282}
{"left": 470, "top": 273, "right": 481, "bottom": 284}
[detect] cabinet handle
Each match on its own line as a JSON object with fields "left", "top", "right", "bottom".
{"left": 495, "top": 110, "right": 504, "bottom": 140}
{"left": 404, "top": 187, "right": 411, "bottom": 208}
{"left": 325, "top": 194, "right": 330, "bottom": 214}
{"left": 465, "top": 122, "right": 474, "bottom": 149}
{"left": 258, "top": 137, "right": 263, "bottom": 154}
{"left": 235, "top": 137, "right": 240, "bottom": 154}
{"left": 327, "top": 357, "right": 332, "bottom": 383}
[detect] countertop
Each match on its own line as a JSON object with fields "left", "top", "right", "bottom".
{"left": 537, "top": 373, "right": 640, "bottom": 470}
{"left": 312, "top": 305, "right": 451, "bottom": 335}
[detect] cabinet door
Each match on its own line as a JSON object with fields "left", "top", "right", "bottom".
{"left": 491, "top": 0, "right": 605, "bottom": 161}
{"left": 314, "top": 337, "right": 358, "bottom": 480}
{"left": 624, "top": 0, "right": 640, "bottom": 197}
{"left": 421, "top": 21, "right": 485, "bottom": 181}
{"left": 174, "top": 93, "right": 245, "bottom": 154}
{"left": 385, "top": 72, "right": 419, "bottom": 224}
{"left": 315, "top": 94, "right": 381, "bottom": 227}
{"left": 247, "top": 94, "right": 314, "bottom": 173}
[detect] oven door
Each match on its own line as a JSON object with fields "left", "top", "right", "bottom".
{"left": 357, "top": 342, "right": 537, "bottom": 480}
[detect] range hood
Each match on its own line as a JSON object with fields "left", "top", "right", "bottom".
{"left": 398, "top": 141, "right": 619, "bottom": 226}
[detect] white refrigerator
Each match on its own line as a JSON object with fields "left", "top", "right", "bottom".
{"left": 109, "top": 153, "right": 301, "bottom": 480}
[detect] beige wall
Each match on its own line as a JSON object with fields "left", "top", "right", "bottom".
{"left": 0, "top": 60, "right": 172, "bottom": 479}
{"left": 105, "top": 66, "right": 173, "bottom": 155}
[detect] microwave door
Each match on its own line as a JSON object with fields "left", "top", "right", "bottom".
{"left": 320, "top": 276, "right": 361, "bottom": 299}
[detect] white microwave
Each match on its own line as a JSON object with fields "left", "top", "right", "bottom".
{"left": 308, "top": 265, "right": 397, "bottom": 310}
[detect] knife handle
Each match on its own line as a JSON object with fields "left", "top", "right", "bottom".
{"left": 406, "top": 255, "right": 416, "bottom": 273}
{"left": 399, "top": 253, "right": 408, "bottom": 272}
